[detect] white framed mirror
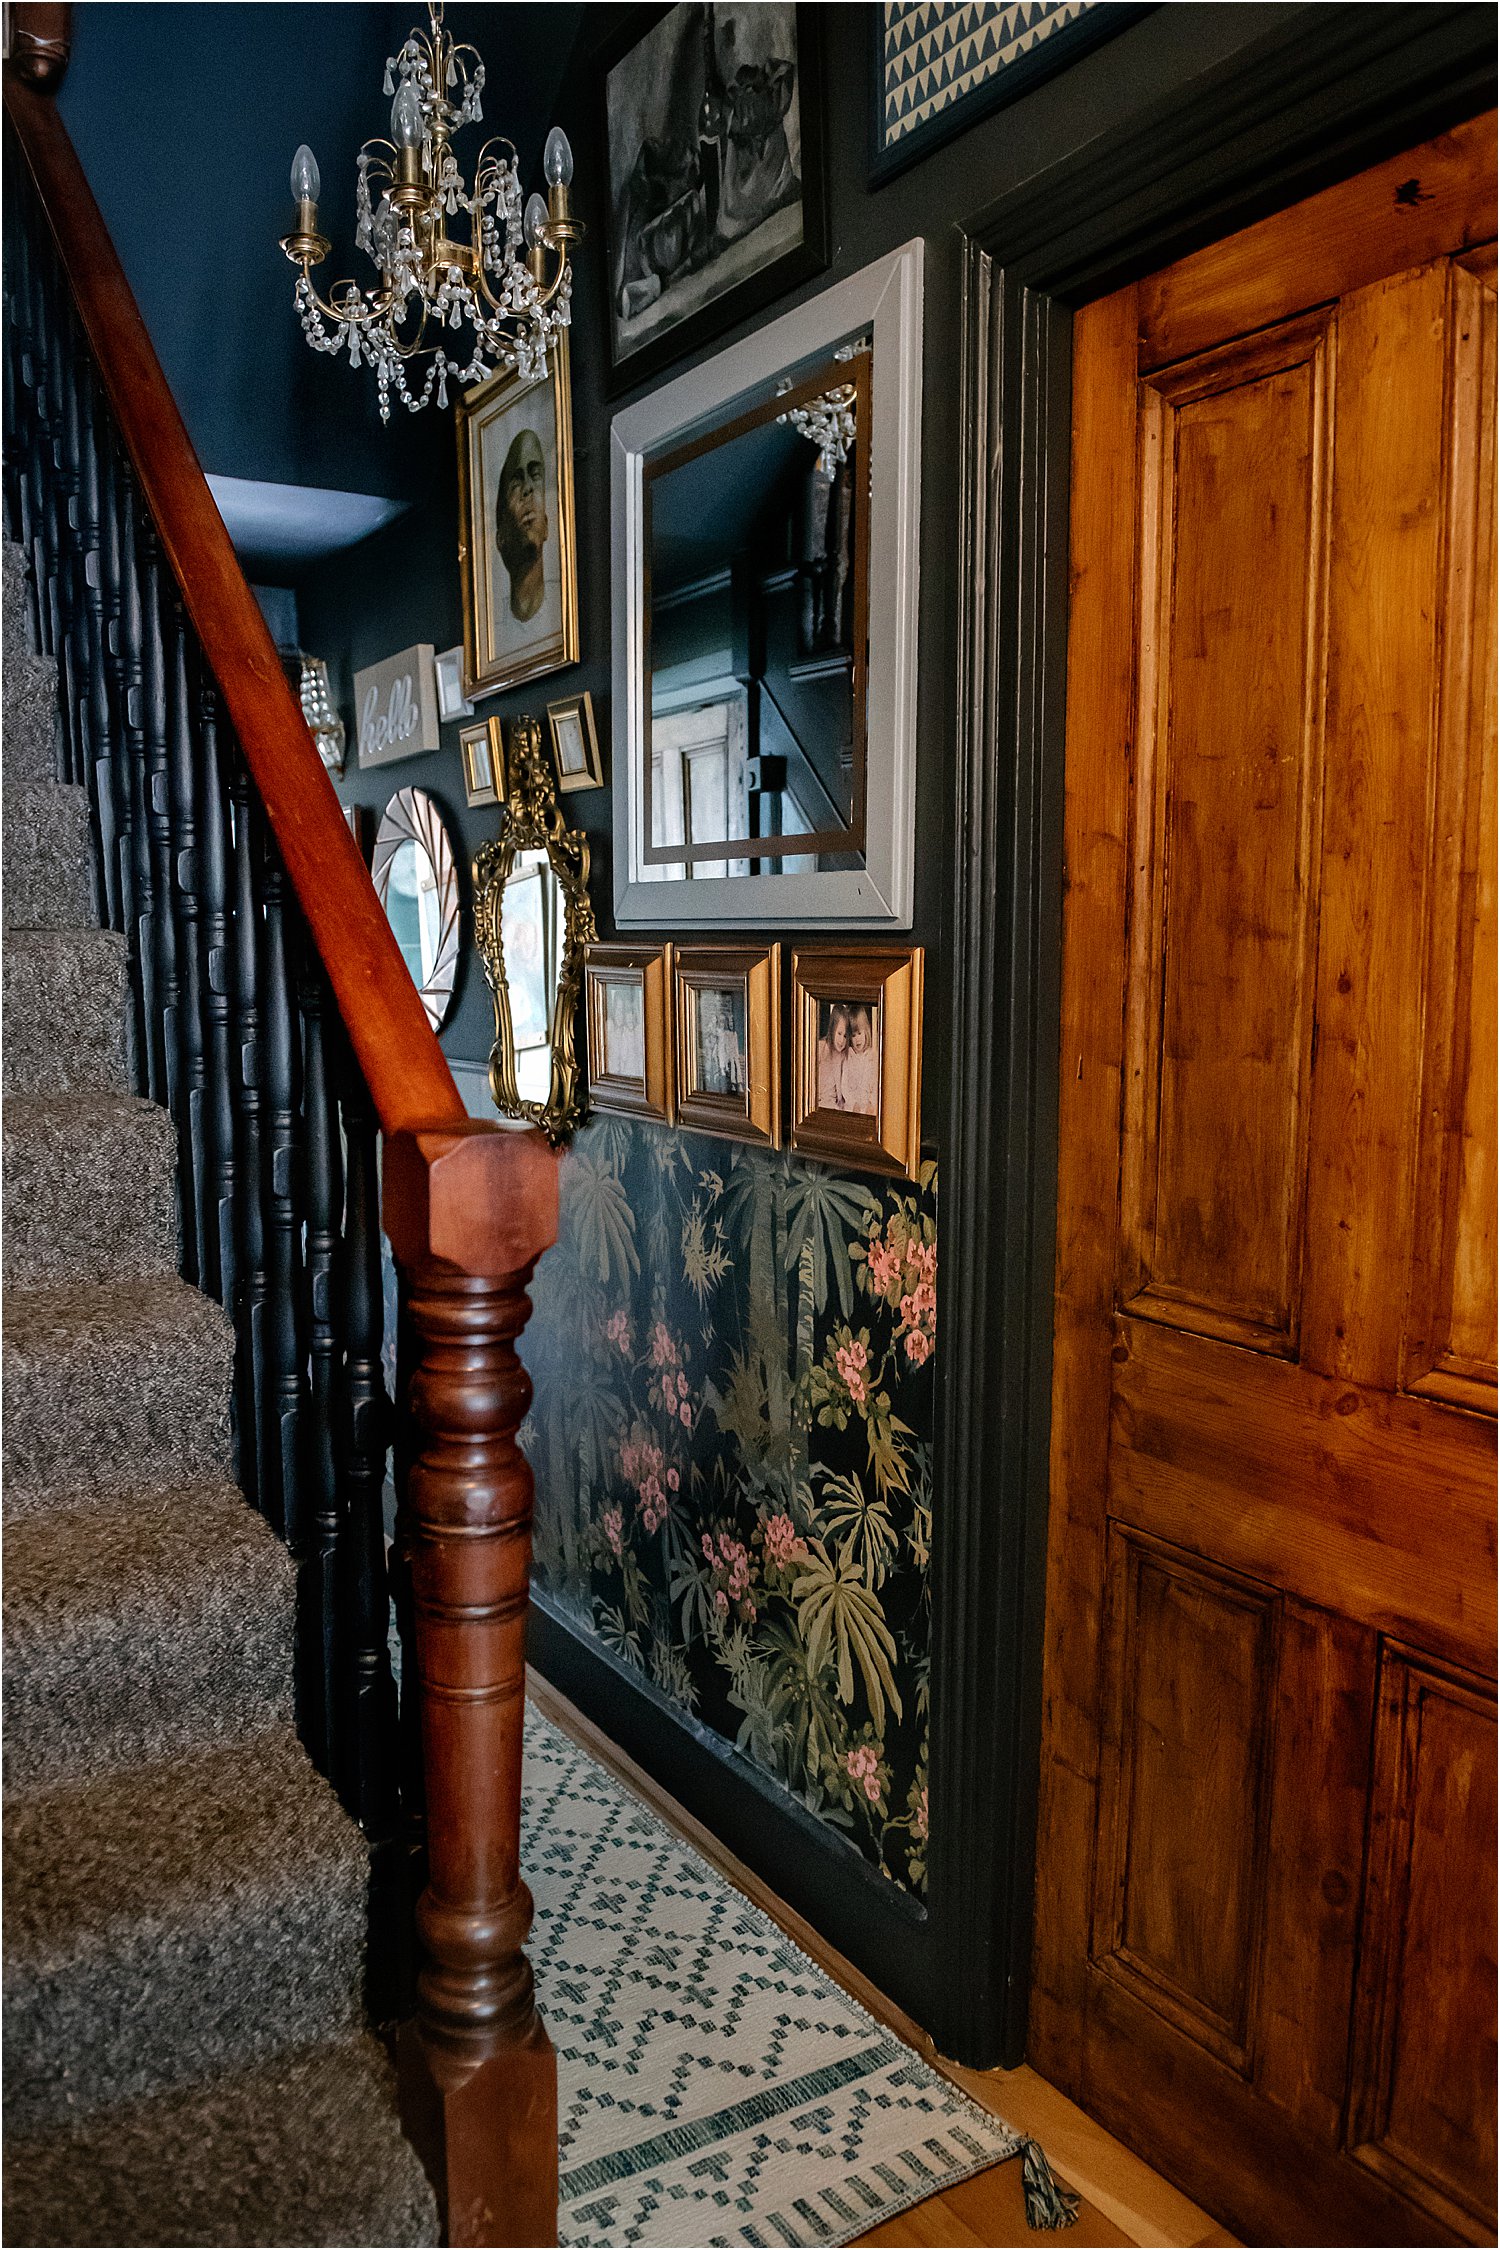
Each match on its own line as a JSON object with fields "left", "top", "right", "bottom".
{"left": 611, "top": 239, "right": 923, "bottom": 928}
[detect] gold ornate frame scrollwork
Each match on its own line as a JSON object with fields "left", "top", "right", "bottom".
{"left": 473, "top": 715, "right": 598, "bottom": 1145}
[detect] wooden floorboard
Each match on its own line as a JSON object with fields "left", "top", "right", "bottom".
{"left": 527, "top": 1669, "right": 1240, "bottom": 2250}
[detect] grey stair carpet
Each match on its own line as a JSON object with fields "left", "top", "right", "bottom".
{"left": 3, "top": 927, "right": 132, "bottom": 1094}
{"left": 4, "top": 2033, "right": 439, "bottom": 2248}
{"left": 4, "top": 1092, "right": 179, "bottom": 1284}
{"left": 2, "top": 534, "right": 438, "bottom": 2242}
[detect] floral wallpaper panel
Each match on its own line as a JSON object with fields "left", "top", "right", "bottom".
{"left": 519, "top": 1115, "right": 937, "bottom": 1895}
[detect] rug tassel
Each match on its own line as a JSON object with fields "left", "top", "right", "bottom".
{"left": 1021, "top": 2137, "right": 1081, "bottom": 2231}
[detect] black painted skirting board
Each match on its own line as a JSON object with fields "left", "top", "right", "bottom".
{"left": 526, "top": 1592, "right": 934, "bottom": 2030}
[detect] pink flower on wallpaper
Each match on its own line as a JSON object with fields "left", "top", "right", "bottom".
{"left": 603, "top": 1505, "right": 624, "bottom": 1559}
{"left": 678, "top": 1401, "right": 693, "bottom": 1428}
{"left": 714, "top": 1588, "right": 729, "bottom": 1614}
{"left": 914, "top": 1785, "right": 929, "bottom": 1842}
{"left": 905, "top": 1239, "right": 937, "bottom": 1291}
{"left": 763, "top": 1513, "right": 808, "bottom": 1569}
{"left": 867, "top": 1236, "right": 903, "bottom": 1293}
{"left": 649, "top": 1320, "right": 679, "bottom": 1369}
{"left": 904, "top": 1328, "right": 934, "bottom": 1366}
{"left": 834, "top": 1336, "right": 869, "bottom": 1407}
{"left": 667, "top": 1466, "right": 680, "bottom": 1491}
{"left": 619, "top": 1431, "right": 666, "bottom": 1491}
{"left": 844, "top": 1744, "right": 883, "bottom": 1804}
{"left": 604, "top": 1308, "right": 633, "bottom": 1353}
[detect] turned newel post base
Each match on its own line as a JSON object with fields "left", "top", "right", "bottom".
{"left": 384, "top": 1122, "right": 561, "bottom": 2250}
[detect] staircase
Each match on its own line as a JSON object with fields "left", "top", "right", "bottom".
{"left": 1, "top": 542, "right": 438, "bottom": 2244}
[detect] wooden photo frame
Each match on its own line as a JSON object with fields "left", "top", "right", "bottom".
{"left": 547, "top": 690, "right": 606, "bottom": 795}
{"left": 672, "top": 943, "right": 780, "bottom": 1148}
{"left": 601, "top": 4, "right": 829, "bottom": 395}
{"left": 790, "top": 946, "right": 923, "bottom": 1177}
{"left": 457, "top": 334, "right": 579, "bottom": 700}
{"left": 459, "top": 715, "right": 503, "bottom": 808}
{"left": 585, "top": 943, "right": 672, "bottom": 1123}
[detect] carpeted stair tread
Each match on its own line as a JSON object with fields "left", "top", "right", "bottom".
{"left": 3, "top": 1728, "right": 369, "bottom": 2130}
{"left": 3, "top": 780, "right": 95, "bottom": 930}
{"left": 2, "top": 2030, "right": 440, "bottom": 2247}
{"left": 2, "top": 927, "right": 132, "bottom": 1094}
{"left": 2, "top": 1273, "right": 233, "bottom": 1513}
{"left": 3, "top": 1092, "right": 179, "bottom": 1285}
{"left": 3, "top": 647, "right": 60, "bottom": 785}
{"left": 3, "top": 539, "right": 42, "bottom": 672}
{"left": 3, "top": 1482, "right": 294, "bottom": 1794}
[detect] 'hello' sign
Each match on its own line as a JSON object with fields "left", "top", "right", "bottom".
{"left": 354, "top": 644, "right": 441, "bottom": 768}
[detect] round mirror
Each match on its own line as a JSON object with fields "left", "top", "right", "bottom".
{"left": 372, "top": 786, "right": 460, "bottom": 1031}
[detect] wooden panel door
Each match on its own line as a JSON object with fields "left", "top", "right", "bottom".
{"left": 1034, "top": 117, "right": 1498, "bottom": 2249}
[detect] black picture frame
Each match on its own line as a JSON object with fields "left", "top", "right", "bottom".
{"left": 601, "top": 2, "right": 829, "bottom": 398}
{"left": 868, "top": 2, "right": 1151, "bottom": 189}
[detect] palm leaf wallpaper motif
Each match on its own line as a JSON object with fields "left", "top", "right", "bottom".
{"left": 520, "top": 1117, "right": 938, "bottom": 1893}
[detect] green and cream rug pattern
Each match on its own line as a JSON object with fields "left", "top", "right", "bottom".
{"left": 523, "top": 1709, "right": 1075, "bottom": 2246}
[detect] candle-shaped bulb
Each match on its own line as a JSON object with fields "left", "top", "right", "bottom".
{"left": 290, "top": 144, "right": 320, "bottom": 204}
{"left": 391, "top": 79, "right": 424, "bottom": 149}
{"left": 543, "top": 126, "right": 573, "bottom": 188}
{"left": 524, "top": 192, "right": 549, "bottom": 250}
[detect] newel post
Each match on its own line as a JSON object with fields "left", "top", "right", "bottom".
{"left": 383, "top": 1120, "right": 561, "bottom": 2249}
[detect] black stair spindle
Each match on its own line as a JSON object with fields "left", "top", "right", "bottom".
{"left": 165, "top": 598, "right": 206, "bottom": 1287}
{"left": 20, "top": 210, "right": 57, "bottom": 659}
{"left": 2, "top": 161, "right": 30, "bottom": 549}
{"left": 45, "top": 258, "right": 87, "bottom": 790}
{"left": 195, "top": 675, "right": 237, "bottom": 1310}
{"left": 137, "top": 514, "right": 180, "bottom": 1121}
{"left": 258, "top": 846, "right": 310, "bottom": 1554}
{"left": 228, "top": 751, "right": 269, "bottom": 1514}
{"left": 338, "top": 1064, "right": 407, "bottom": 2017}
{"left": 73, "top": 349, "right": 123, "bottom": 929}
{"left": 300, "top": 962, "right": 344, "bottom": 1779}
{"left": 115, "top": 466, "right": 157, "bottom": 1103}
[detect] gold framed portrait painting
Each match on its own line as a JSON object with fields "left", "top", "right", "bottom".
{"left": 585, "top": 944, "right": 672, "bottom": 1123}
{"left": 672, "top": 944, "right": 780, "bottom": 1149}
{"left": 790, "top": 947, "right": 923, "bottom": 1177}
{"left": 457, "top": 336, "right": 579, "bottom": 700}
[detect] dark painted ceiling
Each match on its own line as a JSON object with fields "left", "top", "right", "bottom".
{"left": 58, "top": 3, "right": 583, "bottom": 558}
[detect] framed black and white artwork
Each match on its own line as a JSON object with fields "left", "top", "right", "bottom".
{"left": 603, "top": 3, "right": 828, "bottom": 393}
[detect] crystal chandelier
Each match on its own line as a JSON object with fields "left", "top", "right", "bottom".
{"left": 279, "top": 0, "right": 581, "bottom": 421}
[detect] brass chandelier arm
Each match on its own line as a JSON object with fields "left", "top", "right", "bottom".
{"left": 281, "top": 0, "right": 579, "bottom": 418}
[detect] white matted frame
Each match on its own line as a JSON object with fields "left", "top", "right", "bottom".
{"left": 612, "top": 240, "right": 924, "bottom": 928}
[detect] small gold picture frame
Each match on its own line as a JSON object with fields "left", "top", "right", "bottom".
{"left": 585, "top": 943, "right": 672, "bottom": 1123}
{"left": 459, "top": 715, "right": 503, "bottom": 808}
{"left": 546, "top": 690, "right": 605, "bottom": 794}
{"left": 672, "top": 944, "right": 781, "bottom": 1149}
{"left": 790, "top": 947, "right": 924, "bottom": 1178}
{"left": 457, "top": 334, "right": 579, "bottom": 700}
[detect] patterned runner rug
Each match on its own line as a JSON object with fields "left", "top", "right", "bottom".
{"left": 523, "top": 1706, "right": 1073, "bottom": 2247}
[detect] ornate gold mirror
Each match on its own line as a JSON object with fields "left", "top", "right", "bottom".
{"left": 474, "top": 716, "right": 597, "bottom": 1144}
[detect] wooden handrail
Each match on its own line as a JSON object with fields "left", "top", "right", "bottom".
{"left": 3, "top": 72, "right": 464, "bottom": 1139}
